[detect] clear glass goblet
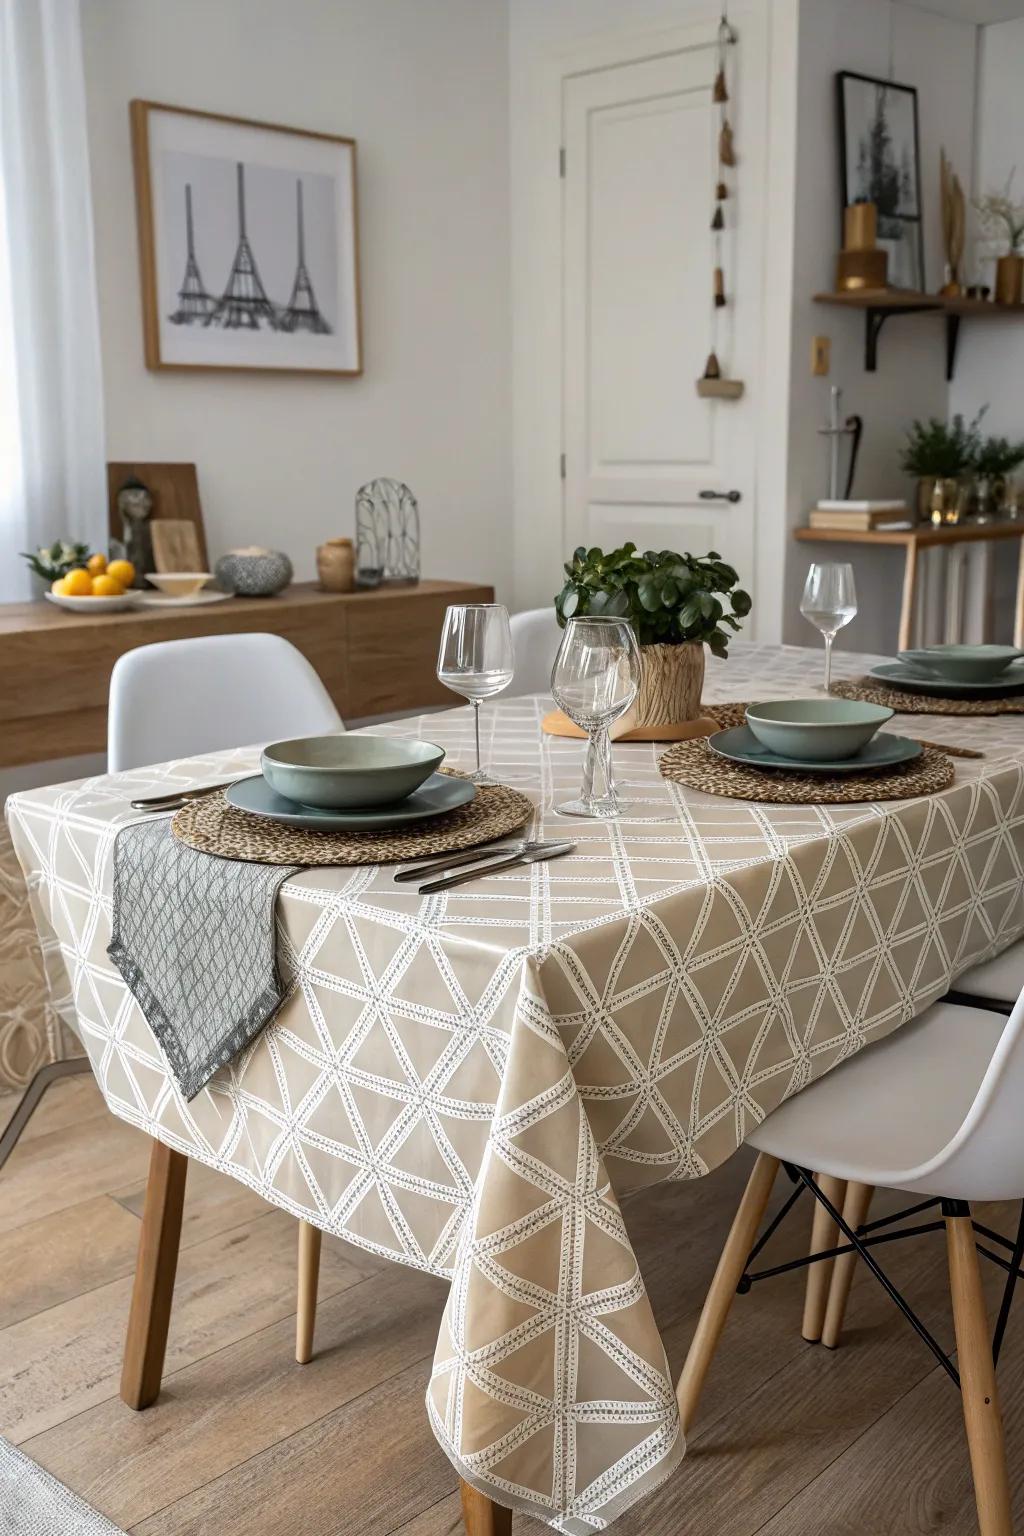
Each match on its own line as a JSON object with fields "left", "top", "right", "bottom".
{"left": 551, "top": 616, "right": 641, "bottom": 818}
{"left": 437, "top": 603, "right": 514, "bottom": 785}
{"left": 800, "top": 562, "right": 857, "bottom": 692}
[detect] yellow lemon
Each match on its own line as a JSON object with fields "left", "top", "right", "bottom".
{"left": 91, "top": 574, "right": 125, "bottom": 598}
{"left": 87, "top": 552, "right": 108, "bottom": 575}
{"left": 62, "top": 568, "right": 93, "bottom": 597}
{"left": 106, "top": 559, "right": 135, "bottom": 588}
{"left": 51, "top": 577, "right": 68, "bottom": 596}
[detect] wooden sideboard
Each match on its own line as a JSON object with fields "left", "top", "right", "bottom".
{"left": 0, "top": 578, "right": 494, "bottom": 769}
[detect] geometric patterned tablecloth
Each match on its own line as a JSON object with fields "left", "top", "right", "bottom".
{"left": 8, "top": 643, "right": 1024, "bottom": 1533}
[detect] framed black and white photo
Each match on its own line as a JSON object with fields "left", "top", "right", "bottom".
{"left": 131, "top": 101, "right": 362, "bottom": 375}
{"left": 836, "top": 71, "right": 925, "bottom": 293}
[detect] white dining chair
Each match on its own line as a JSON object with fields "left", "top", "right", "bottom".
{"left": 108, "top": 632, "right": 342, "bottom": 1372}
{"left": 676, "top": 991, "right": 1024, "bottom": 1536}
{"left": 508, "top": 606, "right": 562, "bottom": 698}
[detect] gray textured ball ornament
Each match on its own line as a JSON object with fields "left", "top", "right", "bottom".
{"left": 215, "top": 547, "right": 293, "bottom": 597}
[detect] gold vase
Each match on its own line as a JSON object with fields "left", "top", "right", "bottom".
{"left": 995, "top": 254, "right": 1023, "bottom": 306}
{"left": 919, "top": 476, "right": 966, "bottom": 526}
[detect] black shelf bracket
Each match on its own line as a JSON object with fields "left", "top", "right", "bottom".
{"left": 946, "top": 313, "right": 962, "bottom": 382}
{"left": 864, "top": 302, "right": 940, "bottom": 372}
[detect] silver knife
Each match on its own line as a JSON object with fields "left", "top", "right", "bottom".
{"left": 394, "top": 840, "right": 535, "bottom": 882}
{"left": 418, "top": 840, "right": 575, "bottom": 893}
{"left": 130, "top": 779, "right": 239, "bottom": 811}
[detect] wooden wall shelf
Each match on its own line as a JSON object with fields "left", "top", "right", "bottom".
{"left": 0, "top": 578, "right": 493, "bottom": 769}
{"left": 812, "top": 289, "right": 1024, "bottom": 380}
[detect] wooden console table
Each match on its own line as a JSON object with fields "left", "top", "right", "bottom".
{"left": 794, "top": 521, "right": 1024, "bottom": 652}
{"left": 0, "top": 579, "right": 493, "bottom": 769}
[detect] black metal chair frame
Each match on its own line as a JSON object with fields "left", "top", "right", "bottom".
{"left": 0, "top": 1056, "right": 92, "bottom": 1173}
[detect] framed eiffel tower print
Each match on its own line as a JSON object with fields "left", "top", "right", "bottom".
{"left": 130, "top": 101, "right": 362, "bottom": 375}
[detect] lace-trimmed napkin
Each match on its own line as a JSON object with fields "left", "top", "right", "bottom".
{"left": 108, "top": 817, "right": 299, "bottom": 1100}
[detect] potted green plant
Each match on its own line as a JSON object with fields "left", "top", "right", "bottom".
{"left": 973, "top": 434, "right": 1024, "bottom": 520}
{"left": 899, "top": 410, "right": 986, "bottom": 524}
{"left": 555, "top": 543, "right": 751, "bottom": 729}
{"left": 974, "top": 174, "right": 1024, "bottom": 305}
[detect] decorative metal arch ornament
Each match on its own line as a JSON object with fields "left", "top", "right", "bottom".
{"left": 354, "top": 478, "right": 420, "bottom": 586}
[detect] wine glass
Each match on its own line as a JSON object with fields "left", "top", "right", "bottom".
{"left": 800, "top": 562, "right": 857, "bottom": 692}
{"left": 550, "top": 616, "right": 641, "bottom": 818}
{"left": 437, "top": 604, "right": 514, "bottom": 784}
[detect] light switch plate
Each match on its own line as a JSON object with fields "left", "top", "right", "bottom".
{"left": 811, "top": 335, "right": 831, "bottom": 376}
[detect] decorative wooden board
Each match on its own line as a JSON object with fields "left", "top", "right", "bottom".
{"left": 541, "top": 709, "right": 720, "bottom": 743}
{"left": 107, "top": 462, "right": 208, "bottom": 568}
{"left": 151, "top": 519, "right": 204, "bottom": 573}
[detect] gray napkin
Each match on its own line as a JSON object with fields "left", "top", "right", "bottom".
{"left": 108, "top": 818, "right": 300, "bottom": 1100}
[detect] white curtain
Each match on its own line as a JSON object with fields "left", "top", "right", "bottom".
{"left": 0, "top": 0, "right": 107, "bottom": 602}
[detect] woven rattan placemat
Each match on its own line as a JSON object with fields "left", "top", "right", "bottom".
{"left": 831, "top": 678, "right": 1024, "bottom": 716}
{"left": 658, "top": 737, "right": 955, "bottom": 804}
{"left": 171, "top": 776, "right": 535, "bottom": 866}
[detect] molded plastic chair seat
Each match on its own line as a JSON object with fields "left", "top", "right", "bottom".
{"left": 508, "top": 607, "right": 561, "bottom": 698}
{"left": 952, "top": 942, "right": 1022, "bottom": 1008}
{"left": 108, "top": 633, "right": 342, "bottom": 772}
{"left": 748, "top": 1002, "right": 1008, "bottom": 1197}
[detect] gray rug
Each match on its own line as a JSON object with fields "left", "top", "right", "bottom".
{"left": 0, "top": 1438, "right": 125, "bottom": 1535}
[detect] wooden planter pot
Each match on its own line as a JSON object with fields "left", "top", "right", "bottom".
{"left": 634, "top": 642, "right": 706, "bottom": 729}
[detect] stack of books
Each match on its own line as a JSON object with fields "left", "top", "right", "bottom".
{"left": 807, "top": 499, "right": 911, "bottom": 532}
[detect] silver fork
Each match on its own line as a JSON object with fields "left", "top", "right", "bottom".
{"left": 393, "top": 839, "right": 543, "bottom": 883}
{"left": 418, "top": 840, "right": 575, "bottom": 893}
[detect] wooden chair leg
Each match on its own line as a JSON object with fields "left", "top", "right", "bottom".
{"left": 296, "top": 1220, "right": 322, "bottom": 1365}
{"left": 821, "top": 1181, "right": 873, "bottom": 1349}
{"left": 946, "top": 1210, "right": 1013, "bottom": 1536}
{"left": 120, "top": 1139, "right": 188, "bottom": 1410}
{"left": 801, "top": 1173, "right": 846, "bottom": 1342}
{"left": 460, "top": 1479, "right": 512, "bottom": 1536}
{"left": 675, "top": 1152, "right": 779, "bottom": 1434}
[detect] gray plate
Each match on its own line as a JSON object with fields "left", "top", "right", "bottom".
{"left": 225, "top": 772, "right": 476, "bottom": 830}
{"left": 868, "top": 661, "right": 1024, "bottom": 700}
{"left": 708, "top": 725, "right": 922, "bottom": 774}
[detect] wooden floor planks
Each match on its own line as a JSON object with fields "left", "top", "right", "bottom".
{"left": 1, "top": 1076, "right": 1021, "bottom": 1535}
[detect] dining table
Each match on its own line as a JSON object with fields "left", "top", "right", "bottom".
{"left": 7, "top": 640, "right": 1024, "bottom": 1535}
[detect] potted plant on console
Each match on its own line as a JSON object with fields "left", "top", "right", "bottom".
{"left": 554, "top": 543, "right": 751, "bottom": 735}
{"left": 900, "top": 411, "right": 986, "bottom": 525}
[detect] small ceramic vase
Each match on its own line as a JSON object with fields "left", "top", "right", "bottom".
{"left": 317, "top": 538, "right": 355, "bottom": 592}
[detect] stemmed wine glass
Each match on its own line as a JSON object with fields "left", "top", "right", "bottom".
{"left": 550, "top": 616, "right": 641, "bottom": 818}
{"left": 437, "top": 604, "right": 514, "bottom": 784}
{"left": 800, "top": 562, "right": 857, "bottom": 692}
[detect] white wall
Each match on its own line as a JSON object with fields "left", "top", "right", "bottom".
{"left": 950, "top": 16, "right": 1024, "bottom": 438}
{"left": 80, "top": 0, "right": 511, "bottom": 593}
{"left": 785, "top": 0, "right": 979, "bottom": 654}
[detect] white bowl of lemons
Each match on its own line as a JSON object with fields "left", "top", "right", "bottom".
{"left": 45, "top": 556, "right": 139, "bottom": 613}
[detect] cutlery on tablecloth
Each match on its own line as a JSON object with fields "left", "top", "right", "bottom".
{"left": 418, "top": 840, "right": 576, "bottom": 894}
{"left": 130, "top": 779, "right": 239, "bottom": 811}
{"left": 394, "top": 839, "right": 541, "bottom": 882}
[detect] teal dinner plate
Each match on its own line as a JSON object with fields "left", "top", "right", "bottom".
{"left": 225, "top": 772, "right": 475, "bottom": 831}
{"left": 708, "top": 725, "right": 922, "bottom": 775}
{"left": 868, "top": 661, "right": 1024, "bottom": 700}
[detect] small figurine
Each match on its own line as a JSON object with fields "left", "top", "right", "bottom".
{"left": 116, "top": 478, "right": 154, "bottom": 587}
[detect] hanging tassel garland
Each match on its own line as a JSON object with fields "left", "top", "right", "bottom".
{"left": 697, "top": 10, "right": 743, "bottom": 400}
{"left": 716, "top": 181, "right": 728, "bottom": 201}
{"left": 713, "top": 267, "right": 726, "bottom": 307}
{"left": 718, "top": 120, "right": 736, "bottom": 167}
{"left": 713, "top": 67, "right": 728, "bottom": 104}
{"left": 711, "top": 205, "right": 724, "bottom": 232}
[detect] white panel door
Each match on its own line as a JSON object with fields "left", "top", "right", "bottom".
{"left": 563, "top": 42, "right": 761, "bottom": 581}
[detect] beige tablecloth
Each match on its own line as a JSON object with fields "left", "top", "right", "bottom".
{"left": 8, "top": 643, "right": 1024, "bottom": 1532}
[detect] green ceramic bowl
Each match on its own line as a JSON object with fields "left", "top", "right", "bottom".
{"left": 261, "top": 735, "right": 446, "bottom": 809}
{"left": 897, "top": 644, "right": 1024, "bottom": 684}
{"left": 744, "top": 699, "right": 894, "bottom": 762}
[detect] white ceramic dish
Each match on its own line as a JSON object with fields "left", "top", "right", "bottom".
{"left": 45, "top": 590, "right": 141, "bottom": 614}
{"left": 145, "top": 572, "right": 213, "bottom": 598}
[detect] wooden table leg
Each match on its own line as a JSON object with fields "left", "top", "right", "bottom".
{"left": 946, "top": 1208, "right": 1012, "bottom": 1536}
{"left": 296, "top": 1220, "right": 322, "bottom": 1364}
{"left": 675, "top": 1152, "right": 779, "bottom": 1432}
{"left": 802, "top": 1173, "right": 846, "bottom": 1343}
{"left": 120, "top": 1139, "right": 188, "bottom": 1410}
{"left": 1014, "top": 540, "right": 1024, "bottom": 648}
{"left": 460, "top": 1480, "right": 512, "bottom": 1536}
{"left": 898, "top": 537, "right": 919, "bottom": 653}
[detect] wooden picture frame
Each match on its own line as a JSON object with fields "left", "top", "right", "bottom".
{"left": 836, "top": 71, "right": 925, "bottom": 294}
{"left": 130, "top": 100, "right": 362, "bottom": 375}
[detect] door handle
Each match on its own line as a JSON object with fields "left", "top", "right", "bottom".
{"left": 699, "top": 489, "right": 742, "bottom": 503}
